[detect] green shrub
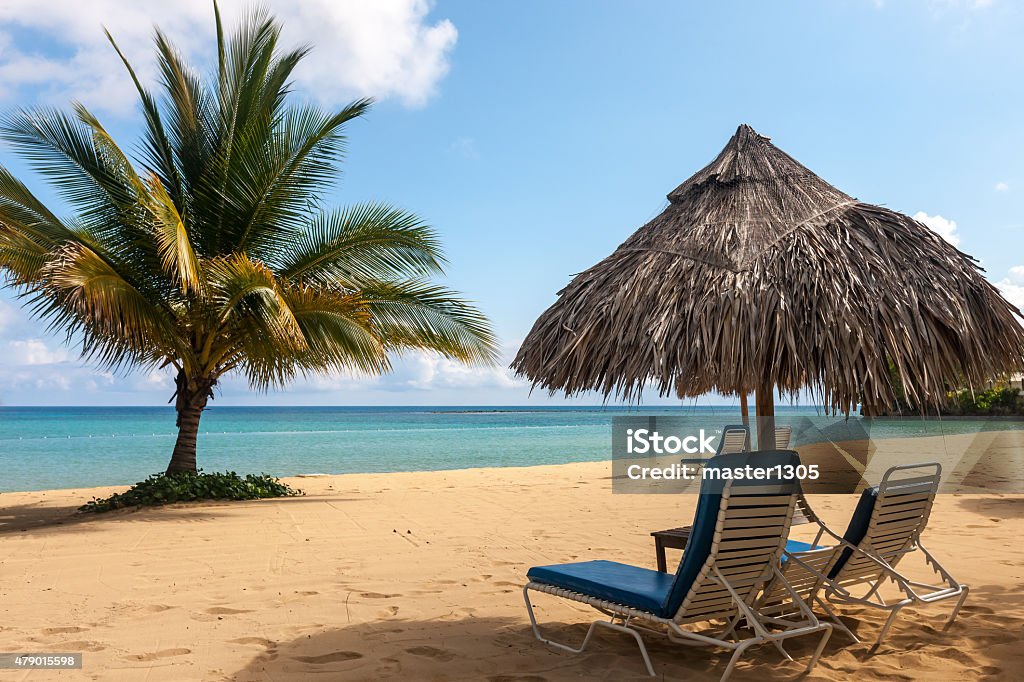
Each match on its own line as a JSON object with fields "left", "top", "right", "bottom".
{"left": 947, "top": 387, "right": 1023, "bottom": 415}
{"left": 80, "top": 471, "right": 302, "bottom": 513}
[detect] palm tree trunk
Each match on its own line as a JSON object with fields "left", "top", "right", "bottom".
{"left": 166, "top": 370, "right": 216, "bottom": 475}
{"left": 167, "top": 401, "right": 204, "bottom": 474}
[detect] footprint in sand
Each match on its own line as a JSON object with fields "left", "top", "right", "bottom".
{"left": 931, "top": 646, "right": 979, "bottom": 666}
{"left": 190, "top": 606, "right": 254, "bottom": 622}
{"left": 405, "top": 646, "right": 455, "bottom": 662}
{"left": 961, "top": 604, "right": 995, "bottom": 615}
{"left": 376, "top": 656, "right": 402, "bottom": 675}
{"left": 966, "top": 631, "right": 1018, "bottom": 646}
{"left": 230, "top": 637, "right": 277, "bottom": 649}
{"left": 42, "top": 626, "right": 86, "bottom": 635}
{"left": 142, "top": 604, "right": 175, "bottom": 613}
{"left": 123, "top": 648, "right": 191, "bottom": 661}
{"left": 292, "top": 651, "right": 363, "bottom": 664}
{"left": 205, "top": 607, "right": 253, "bottom": 615}
{"left": 61, "top": 641, "right": 107, "bottom": 652}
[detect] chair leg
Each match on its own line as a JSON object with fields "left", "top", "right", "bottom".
{"left": 719, "top": 639, "right": 757, "bottom": 682}
{"left": 815, "top": 595, "right": 860, "bottom": 643}
{"left": 614, "top": 620, "right": 656, "bottom": 677}
{"left": 863, "top": 576, "right": 885, "bottom": 602}
{"left": 769, "top": 638, "right": 794, "bottom": 662}
{"left": 522, "top": 586, "right": 655, "bottom": 677}
{"left": 523, "top": 586, "right": 599, "bottom": 653}
{"left": 944, "top": 585, "right": 969, "bottom": 630}
{"left": 804, "top": 623, "right": 833, "bottom": 674}
{"left": 867, "top": 603, "right": 905, "bottom": 655}
{"left": 719, "top": 613, "right": 744, "bottom": 639}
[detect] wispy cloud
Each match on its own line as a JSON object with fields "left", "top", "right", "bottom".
{"left": 913, "top": 211, "right": 961, "bottom": 247}
{"left": 929, "top": 0, "right": 996, "bottom": 11}
{"left": 0, "top": 0, "right": 457, "bottom": 114}
{"left": 449, "top": 136, "right": 479, "bottom": 160}
{"left": 995, "top": 181, "right": 1010, "bottom": 192}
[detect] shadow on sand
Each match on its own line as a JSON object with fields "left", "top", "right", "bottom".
{"left": 228, "top": 613, "right": 859, "bottom": 682}
{"left": 0, "top": 493, "right": 349, "bottom": 535}
{"left": 228, "top": 579, "right": 1024, "bottom": 682}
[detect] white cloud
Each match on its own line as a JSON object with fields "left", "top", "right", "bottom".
{"left": 4, "top": 338, "right": 68, "bottom": 365}
{"left": 997, "top": 265, "right": 1024, "bottom": 314}
{"left": 913, "top": 211, "right": 961, "bottom": 247}
{"left": 995, "top": 181, "right": 1010, "bottom": 192}
{"left": 137, "top": 368, "right": 174, "bottom": 390}
{"left": 996, "top": 280, "right": 1024, "bottom": 311}
{"left": 298, "top": 347, "right": 525, "bottom": 394}
{"left": 0, "top": 0, "right": 456, "bottom": 113}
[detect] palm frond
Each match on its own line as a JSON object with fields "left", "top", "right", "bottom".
{"left": 235, "top": 98, "right": 371, "bottom": 257}
{"left": 146, "top": 173, "right": 202, "bottom": 293}
{"left": 363, "top": 280, "right": 499, "bottom": 365}
{"left": 0, "top": 108, "right": 133, "bottom": 228}
{"left": 0, "top": 223, "right": 51, "bottom": 284}
{"left": 282, "top": 283, "right": 389, "bottom": 375}
{"left": 206, "top": 253, "right": 306, "bottom": 354}
{"left": 0, "top": 165, "right": 80, "bottom": 281}
{"left": 105, "top": 28, "right": 184, "bottom": 206}
{"left": 153, "top": 28, "right": 214, "bottom": 213}
{"left": 36, "top": 242, "right": 182, "bottom": 368}
{"left": 278, "top": 202, "right": 444, "bottom": 285}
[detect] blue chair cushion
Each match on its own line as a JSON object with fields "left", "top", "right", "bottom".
{"left": 784, "top": 539, "right": 821, "bottom": 554}
{"left": 527, "top": 560, "right": 674, "bottom": 615}
{"left": 828, "top": 486, "right": 878, "bottom": 578}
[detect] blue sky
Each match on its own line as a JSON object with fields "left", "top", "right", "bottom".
{"left": 0, "top": 0, "right": 1021, "bottom": 406}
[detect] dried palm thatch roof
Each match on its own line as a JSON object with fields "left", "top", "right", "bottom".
{"left": 512, "top": 124, "right": 1024, "bottom": 413}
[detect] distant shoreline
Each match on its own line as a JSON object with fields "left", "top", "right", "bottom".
{"left": 3, "top": 408, "right": 1022, "bottom": 493}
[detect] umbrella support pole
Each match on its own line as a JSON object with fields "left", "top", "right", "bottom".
{"left": 755, "top": 385, "right": 776, "bottom": 450}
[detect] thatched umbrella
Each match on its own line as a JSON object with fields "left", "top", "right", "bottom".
{"left": 512, "top": 124, "right": 1024, "bottom": 447}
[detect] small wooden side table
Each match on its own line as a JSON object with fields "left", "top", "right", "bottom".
{"left": 650, "top": 526, "right": 692, "bottom": 572}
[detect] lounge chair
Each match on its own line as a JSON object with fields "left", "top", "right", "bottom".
{"left": 524, "top": 451, "right": 833, "bottom": 681}
{"left": 707, "top": 423, "right": 787, "bottom": 452}
{"left": 774, "top": 424, "right": 792, "bottom": 449}
{"left": 717, "top": 424, "right": 750, "bottom": 454}
{"left": 759, "top": 462, "right": 968, "bottom": 653}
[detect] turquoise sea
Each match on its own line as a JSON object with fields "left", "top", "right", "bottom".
{"left": 1, "top": 406, "right": 1021, "bottom": 492}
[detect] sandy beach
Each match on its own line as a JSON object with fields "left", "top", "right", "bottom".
{"left": 1, "top": 456, "right": 1021, "bottom": 682}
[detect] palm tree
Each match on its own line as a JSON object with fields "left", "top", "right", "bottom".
{"left": 0, "top": 6, "right": 497, "bottom": 474}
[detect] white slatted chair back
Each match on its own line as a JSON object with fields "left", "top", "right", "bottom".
{"left": 673, "top": 481, "right": 798, "bottom": 624}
